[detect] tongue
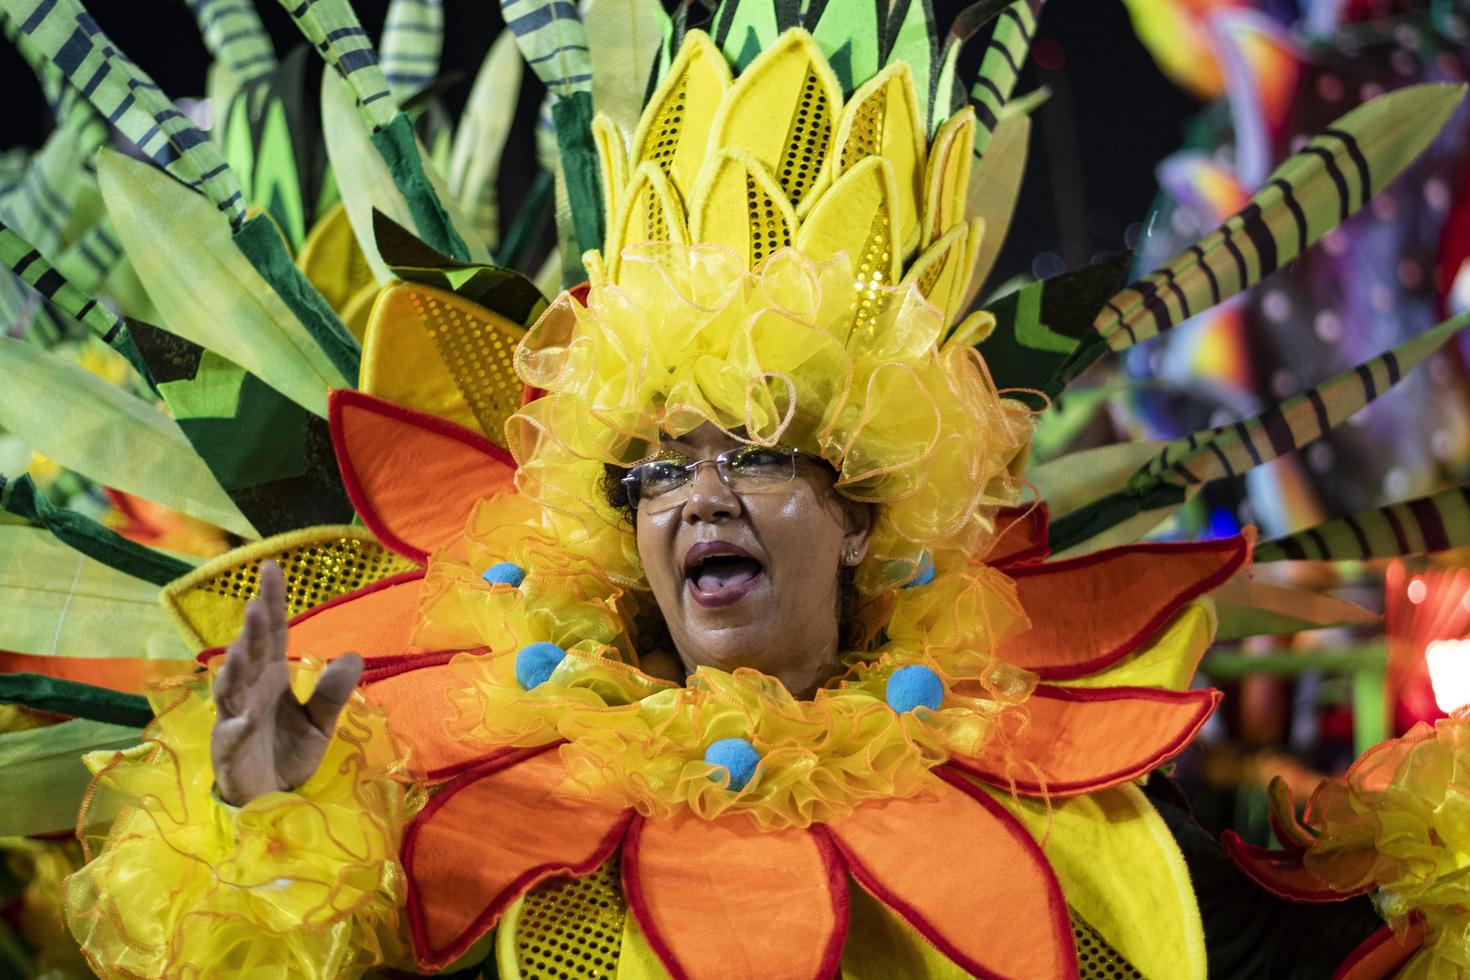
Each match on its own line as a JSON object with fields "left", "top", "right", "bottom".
{"left": 695, "top": 558, "right": 761, "bottom": 592}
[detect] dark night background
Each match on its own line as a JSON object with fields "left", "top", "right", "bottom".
{"left": 0, "top": 0, "right": 1200, "bottom": 286}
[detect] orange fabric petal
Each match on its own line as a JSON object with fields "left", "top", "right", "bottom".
{"left": 949, "top": 684, "right": 1221, "bottom": 797}
{"left": 817, "top": 767, "right": 1077, "bottom": 979}
{"left": 329, "top": 389, "right": 516, "bottom": 563}
{"left": 1333, "top": 921, "right": 1427, "bottom": 980}
{"left": 403, "top": 745, "right": 631, "bottom": 971}
{"left": 0, "top": 651, "right": 191, "bottom": 692}
{"left": 984, "top": 503, "right": 1050, "bottom": 567}
{"left": 622, "top": 812, "right": 848, "bottom": 980}
{"left": 997, "top": 536, "right": 1249, "bottom": 679}
{"left": 361, "top": 653, "right": 491, "bottom": 781}
{"left": 197, "top": 570, "right": 430, "bottom": 666}
{"left": 1221, "top": 830, "right": 1370, "bottom": 902}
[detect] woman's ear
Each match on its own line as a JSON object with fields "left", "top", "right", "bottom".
{"left": 841, "top": 501, "right": 874, "bottom": 566}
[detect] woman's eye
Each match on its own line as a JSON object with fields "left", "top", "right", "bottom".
{"left": 730, "top": 448, "right": 788, "bottom": 473}
{"left": 640, "top": 460, "right": 688, "bottom": 491}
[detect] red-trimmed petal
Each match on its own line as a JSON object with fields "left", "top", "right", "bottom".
{"left": 403, "top": 745, "right": 631, "bottom": 971}
{"left": 949, "top": 684, "right": 1220, "bottom": 797}
{"left": 817, "top": 767, "right": 1077, "bottom": 980}
{"left": 360, "top": 653, "right": 493, "bottom": 781}
{"left": 997, "top": 536, "right": 1249, "bottom": 679}
{"left": 329, "top": 389, "right": 516, "bottom": 563}
{"left": 985, "top": 503, "right": 1050, "bottom": 568}
{"left": 1221, "top": 830, "right": 1371, "bottom": 903}
{"left": 195, "top": 569, "right": 429, "bottom": 666}
{"left": 1267, "top": 777, "right": 1316, "bottom": 854}
{"left": 622, "top": 813, "right": 848, "bottom": 980}
{"left": 1333, "top": 920, "right": 1427, "bottom": 980}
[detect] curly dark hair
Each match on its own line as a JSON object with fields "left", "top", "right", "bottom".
{"left": 600, "top": 462, "right": 866, "bottom": 659}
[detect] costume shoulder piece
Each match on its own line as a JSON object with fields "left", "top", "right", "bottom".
{"left": 0, "top": 0, "right": 1466, "bottom": 977}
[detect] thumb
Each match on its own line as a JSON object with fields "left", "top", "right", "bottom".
{"left": 303, "top": 653, "right": 365, "bottom": 735}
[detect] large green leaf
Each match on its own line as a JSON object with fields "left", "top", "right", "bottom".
{"left": 585, "top": 0, "right": 664, "bottom": 137}
{"left": 0, "top": 718, "right": 140, "bottom": 836}
{"left": 447, "top": 31, "right": 525, "bottom": 251}
{"left": 0, "top": 338, "right": 255, "bottom": 537}
{"left": 98, "top": 149, "right": 348, "bottom": 416}
{"left": 0, "top": 527, "right": 190, "bottom": 662}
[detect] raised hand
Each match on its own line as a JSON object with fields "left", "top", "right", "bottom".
{"left": 210, "top": 561, "right": 364, "bottom": 806}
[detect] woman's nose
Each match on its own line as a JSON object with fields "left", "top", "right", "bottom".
{"left": 683, "top": 460, "right": 742, "bottom": 522}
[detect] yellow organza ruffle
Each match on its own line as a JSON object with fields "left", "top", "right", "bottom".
{"left": 1303, "top": 709, "right": 1470, "bottom": 980}
{"left": 513, "top": 243, "right": 1032, "bottom": 592}
{"left": 64, "top": 670, "right": 420, "bottom": 980}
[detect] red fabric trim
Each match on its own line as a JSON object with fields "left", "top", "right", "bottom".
{"left": 816, "top": 768, "right": 1077, "bottom": 980}
{"left": 195, "top": 568, "right": 428, "bottom": 666}
{"left": 328, "top": 388, "right": 516, "bottom": 564}
{"left": 402, "top": 743, "right": 632, "bottom": 970}
{"left": 1221, "top": 831, "right": 1370, "bottom": 903}
{"left": 812, "top": 830, "right": 851, "bottom": 980}
{"left": 359, "top": 648, "right": 476, "bottom": 684}
{"left": 1002, "top": 535, "right": 1249, "bottom": 680}
{"left": 988, "top": 503, "right": 1051, "bottom": 568}
{"left": 620, "top": 815, "right": 689, "bottom": 980}
{"left": 947, "top": 684, "right": 1221, "bottom": 796}
{"left": 1332, "top": 919, "right": 1426, "bottom": 980}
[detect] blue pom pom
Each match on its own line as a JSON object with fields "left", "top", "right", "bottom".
{"left": 703, "top": 737, "right": 762, "bottom": 791}
{"left": 904, "top": 553, "right": 936, "bottom": 589}
{"left": 481, "top": 561, "right": 527, "bottom": 588}
{"left": 886, "top": 665, "right": 944, "bottom": 713}
{"left": 514, "top": 642, "right": 565, "bottom": 689}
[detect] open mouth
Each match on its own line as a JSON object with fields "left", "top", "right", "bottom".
{"left": 684, "top": 544, "right": 765, "bottom": 608}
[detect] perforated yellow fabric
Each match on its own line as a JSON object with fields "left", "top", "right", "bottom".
{"left": 777, "top": 66, "right": 833, "bottom": 209}
{"left": 641, "top": 74, "right": 686, "bottom": 176}
{"left": 839, "top": 86, "right": 885, "bottom": 173}
{"left": 409, "top": 287, "right": 527, "bottom": 443}
{"left": 162, "top": 527, "right": 416, "bottom": 649}
{"left": 1071, "top": 908, "right": 1145, "bottom": 980}
{"left": 512, "top": 858, "right": 625, "bottom": 980}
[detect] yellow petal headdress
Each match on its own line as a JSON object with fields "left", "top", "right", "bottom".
{"left": 516, "top": 27, "right": 1032, "bottom": 593}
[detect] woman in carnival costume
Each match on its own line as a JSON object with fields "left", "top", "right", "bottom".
{"left": 1, "top": 0, "right": 1469, "bottom": 976}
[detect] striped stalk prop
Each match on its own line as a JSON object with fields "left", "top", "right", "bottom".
{"left": 1255, "top": 483, "right": 1470, "bottom": 563}
{"left": 1047, "top": 309, "right": 1470, "bottom": 555}
{"left": 51, "top": 217, "right": 122, "bottom": 296}
{"left": 185, "top": 0, "right": 276, "bottom": 87}
{"left": 2, "top": 0, "right": 248, "bottom": 229}
{"left": 929, "top": 0, "right": 1013, "bottom": 136}
{"left": 0, "top": 127, "right": 87, "bottom": 255}
{"left": 1089, "top": 83, "right": 1463, "bottom": 358}
{"left": 272, "top": 0, "right": 398, "bottom": 130}
{"left": 0, "top": 219, "right": 147, "bottom": 377}
{"left": 502, "top": 0, "right": 603, "bottom": 267}
{"left": 274, "top": 0, "right": 472, "bottom": 261}
{"left": 381, "top": 0, "right": 444, "bottom": 99}
{"left": 0, "top": 3, "right": 101, "bottom": 142}
{"left": 967, "top": 0, "right": 1043, "bottom": 152}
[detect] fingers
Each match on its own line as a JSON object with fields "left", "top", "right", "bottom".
{"left": 216, "top": 597, "right": 267, "bottom": 715}
{"left": 258, "top": 560, "right": 289, "bottom": 655}
{"left": 302, "top": 653, "right": 365, "bottom": 735}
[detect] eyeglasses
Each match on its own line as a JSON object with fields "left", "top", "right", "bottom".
{"left": 622, "top": 444, "right": 829, "bottom": 511}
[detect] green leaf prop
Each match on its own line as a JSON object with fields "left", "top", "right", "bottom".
{"left": 585, "top": 0, "right": 664, "bottom": 137}
{"left": 271, "top": 0, "right": 398, "bottom": 131}
{"left": 933, "top": 0, "right": 1017, "bottom": 134}
{"left": 381, "top": 0, "right": 445, "bottom": 100}
{"left": 0, "top": 527, "right": 190, "bottom": 662}
{"left": 807, "top": 0, "right": 884, "bottom": 95}
{"left": 125, "top": 320, "right": 355, "bottom": 536}
{"left": 447, "top": 31, "right": 525, "bottom": 251}
{"left": 0, "top": 475, "right": 194, "bottom": 586}
{"left": 501, "top": 0, "right": 595, "bottom": 97}
{"left": 1088, "top": 83, "right": 1465, "bottom": 358}
{"left": 963, "top": 110, "right": 1028, "bottom": 310}
{"left": 98, "top": 149, "right": 349, "bottom": 417}
{"left": 709, "top": 0, "right": 785, "bottom": 71}
{"left": 0, "top": 336, "right": 256, "bottom": 537}
{"left": 1256, "top": 482, "right": 1470, "bottom": 563}
{"left": 0, "top": 718, "right": 141, "bottom": 836}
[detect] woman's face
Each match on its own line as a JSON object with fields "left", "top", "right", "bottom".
{"left": 634, "top": 424, "right": 871, "bottom": 698}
